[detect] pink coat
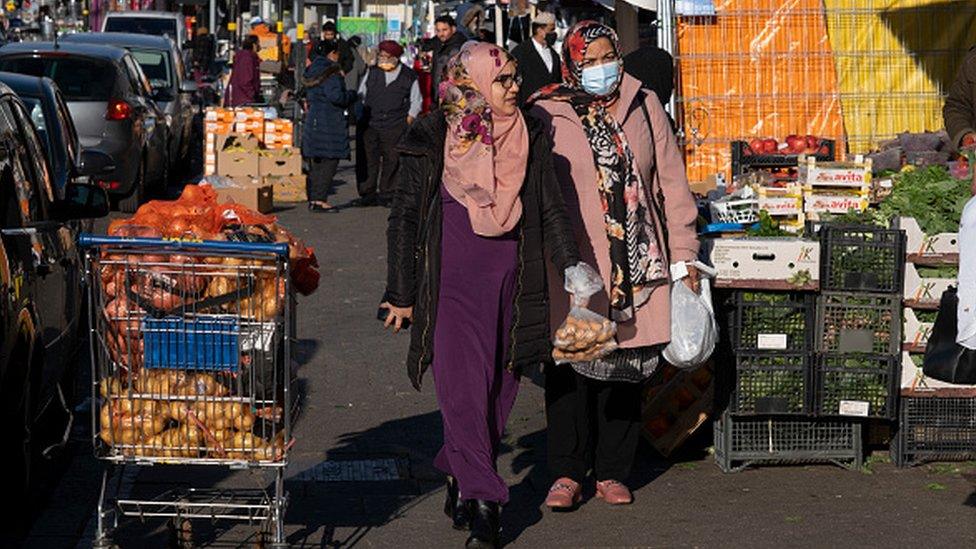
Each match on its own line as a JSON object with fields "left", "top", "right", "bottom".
{"left": 531, "top": 73, "right": 700, "bottom": 349}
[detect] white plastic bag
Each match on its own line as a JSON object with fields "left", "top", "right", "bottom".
{"left": 552, "top": 263, "right": 618, "bottom": 364}
{"left": 663, "top": 262, "right": 718, "bottom": 370}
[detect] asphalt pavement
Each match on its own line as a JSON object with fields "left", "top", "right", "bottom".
{"left": 17, "top": 156, "right": 976, "bottom": 548}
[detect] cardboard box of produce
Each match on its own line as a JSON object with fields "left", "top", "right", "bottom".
{"left": 262, "top": 149, "right": 302, "bottom": 177}
{"left": 899, "top": 216, "right": 959, "bottom": 265}
{"left": 216, "top": 178, "right": 273, "bottom": 213}
{"left": 711, "top": 237, "right": 820, "bottom": 291}
{"left": 264, "top": 175, "right": 305, "bottom": 203}
{"left": 903, "top": 263, "right": 955, "bottom": 310}
{"left": 217, "top": 134, "right": 261, "bottom": 179}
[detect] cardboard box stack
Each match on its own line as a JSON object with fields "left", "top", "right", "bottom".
{"left": 202, "top": 107, "right": 304, "bottom": 208}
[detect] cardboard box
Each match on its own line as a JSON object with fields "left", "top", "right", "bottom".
{"left": 710, "top": 237, "right": 820, "bottom": 291}
{"left": 903, "top": 263, "right": 954, "bottom": 310}
{"left": 903, "top": 308, "right": 933, "bottom": 353}
{"left": 262, "top": 149, "right": 302, "bottom": 177}
{"left": 264, "top": 175, "right": 305, "bottom": 202}
{"left": 899, "top": 216, "right": 959, "bottom": 266}
{"left": 799, "top": 155, "right": 872, "bottom": 189}
{"left": 216, "top": 179, "right": 274, "bottom": 213}
{"left": 217, "top": 134, "right": 262, "bottom": 179}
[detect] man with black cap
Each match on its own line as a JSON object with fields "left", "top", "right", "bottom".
{"left": 356, "top": 40, "right": 421, "bottom": 207}
{"left": 511, "top": 11, "right": 561, "bottom": 105}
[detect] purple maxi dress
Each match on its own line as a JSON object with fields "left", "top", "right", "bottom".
{"left": 431, "top": 184, "right": 521, "bottom": 504}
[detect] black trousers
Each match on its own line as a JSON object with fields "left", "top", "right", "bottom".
{"left": 545, "top": 366, "right": 644, "bottom": 483}
{"left": 306, "top": 157, "right": 340, "bottom": 202}
{"left": 359, "top": 123, "right": 407, "bottom": 200}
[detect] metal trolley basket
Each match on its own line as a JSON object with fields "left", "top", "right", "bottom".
{"left": 80, "top": 234, "right": 294, "bottom": 548}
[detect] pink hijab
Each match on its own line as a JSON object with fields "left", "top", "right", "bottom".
{"left": 439, "top": 42, "right": 529, "bottom": 237}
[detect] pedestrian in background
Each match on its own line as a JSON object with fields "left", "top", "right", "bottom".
{"left": 944, "top": 46, "right": 976, "bottom": 152}
{"left": 382, "top": 42, "right": 586, "bottom": 548}
{"left": 227, "top": 35, "right": 261, "bottom": 107}
{"left": 345, "top": 35, "right": 368, "bottom": 94}
{"left": 320, "top": 21, "right": 355, "bottom": 75}
{"left": 531, "top": 21, "right": 700, "bottom": 510}
{"left": 191, "top": 26, "right": 216, "bottom": 76}
{"left": 511, "top": 11, "right": 561, "bottom": 105}
{"left": 356, "top": 40, "right": 421, "bottom": 207}
{"left": 301, "top": 41, "right": 357, "bottom": 212}
{"left": 430, "top": 15, "right": 467, "bottom": 103}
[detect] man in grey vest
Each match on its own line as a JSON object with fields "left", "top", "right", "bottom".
{"left": 357, "top": 40, "right": 422, "bottom": 207}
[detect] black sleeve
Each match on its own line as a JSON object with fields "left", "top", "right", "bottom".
{"left": 537, "top": 134, "right": 582, "bottom": 274}
{"left": 384, "top": 151, "right": 426, "bottom": 307}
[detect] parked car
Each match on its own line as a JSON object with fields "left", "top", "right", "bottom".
{"left": 101, "top": 11, "right": 190, "bottom": 64}
{"left": 0, "top": 42, "right": 170, "bottom": 212}
{"left": 62, "top": 33, "right": 197, "bottom": 177}
{"left": 0, "top": 80, "right": 110, "bottom": 500}
{"left": 0, "top": 72, "right": 113, "bottom": 196}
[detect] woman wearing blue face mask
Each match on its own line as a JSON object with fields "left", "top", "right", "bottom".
{"left": 529, "top": 21, "right": 700, "bottom": 510}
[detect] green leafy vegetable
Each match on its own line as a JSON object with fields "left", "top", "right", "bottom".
{"left": 878, "top": 165, "right": 971, "bottom": 234}
{"left": 747, "top": 210, "right": 793, "bottom": 237}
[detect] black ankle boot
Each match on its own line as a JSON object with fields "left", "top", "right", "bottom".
{"left": 444, "top": 477, "right": 472, "bottom": 531}
{"left": 465, "top": 499, "right": 500, "bottom": 549}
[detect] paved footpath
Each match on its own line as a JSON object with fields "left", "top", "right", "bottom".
{"left": 18, "top": 158, "right": 976, "bottom": 548}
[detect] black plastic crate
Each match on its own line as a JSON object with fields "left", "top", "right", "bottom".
{"left": 714, "top": 411, "right": 862, "bottom": 472}
{"left": 816, "top": 292, "right": 902, "bottom": 355}
{"left": 731, "top": 353, "right": 811, "bottom": 415}
{"left": 730, "top": 140, "right": 836, "bottom": 177}
{"left": 814, "top": 354, "right": 901, "bottom": 420}
{"left": 733, "top": 291, "right": 815, "bottom": 353}
{"left": 820, "top": 224, "right": 906, "bottom": 293}
{"left": 892, "top": 396, "right": 976, "bottom": 467}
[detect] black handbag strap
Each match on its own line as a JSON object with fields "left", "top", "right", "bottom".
{"left": 633, "top": 89, "right": 672, "bottom": 261}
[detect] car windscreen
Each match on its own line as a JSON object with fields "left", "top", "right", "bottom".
{"left": 104, "top": 17, "right": 177, "bottom": 39}
{"left": 130, "top": 48, "right": 171, "bottom": 90}
{"left": 0, "top": 56, "right": 115, "bottom": 101}
{"left": 20, "top": 97, "right": 52, "bottom": 162}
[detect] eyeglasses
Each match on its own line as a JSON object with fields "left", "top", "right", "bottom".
{"left": 493, "top": 73, "right": 523, "bottom": 90}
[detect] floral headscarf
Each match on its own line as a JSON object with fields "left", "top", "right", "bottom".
{"left": 533, "top": 21, "right": 667, "bottom": 321}
{"left": 439, "top": 41, "right": 529, "bottom": 238}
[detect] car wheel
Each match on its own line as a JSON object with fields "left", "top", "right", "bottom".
{"left": 2, "top": 340, "right": 34, "bottom": 502}
{"left": 118, "top": 161, "right": 146, "bottom": 214}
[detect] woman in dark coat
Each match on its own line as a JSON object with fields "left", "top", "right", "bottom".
{"left": 301, "top": 41, "right": 356, "bottom": 212}
{"left": 228, "top": 35, "right": 261, "bottom": 107}
{"left": 381, "top": 42, "right": 592, "bottom": 548}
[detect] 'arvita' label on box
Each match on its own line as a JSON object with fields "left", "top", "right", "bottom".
{"left": 838, "top": 400, "right": 870, "bottom": 417}
{"left": 757, "top": 333, "right": 788, "bottom": 350}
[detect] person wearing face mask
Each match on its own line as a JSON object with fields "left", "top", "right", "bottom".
{"left": 530, "top": 21, "right": 701, "bottom": 510}
{"left": 511, "top": 12, "right": 561, "bottom": 106}
{"left": 382, "top": 42, "right": 590, "bottom": 547}
{"left": 356, "top": 40, "right": 422, "bottom": 207}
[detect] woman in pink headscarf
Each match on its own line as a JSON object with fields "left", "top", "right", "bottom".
{"left": 382, "top": 42, "right": 590, "bottom": 548}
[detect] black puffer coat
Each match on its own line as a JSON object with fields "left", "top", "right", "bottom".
{"left": 384, "top": 110, "right": 581, "bottom": 390}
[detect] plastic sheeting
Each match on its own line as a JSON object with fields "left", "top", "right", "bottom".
{"left": 676, "top": 0, "right": 846, "bottom": 184}
{"left": 823, "top": 0, "right": 976, "bottom": 154}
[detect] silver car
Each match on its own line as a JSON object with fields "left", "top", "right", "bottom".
{"left": 62, "top": 33, "right": 197, "bottom": 177}
{"left": 0, "top": 42, "right": 170, "bottom": 213}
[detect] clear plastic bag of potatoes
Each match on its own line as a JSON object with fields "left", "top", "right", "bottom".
{"left": 552, "top": 263, "right": 618, "bottom": 364}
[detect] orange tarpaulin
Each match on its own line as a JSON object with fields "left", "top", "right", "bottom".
{"left": 677, "top": 0, "right": 846, "bottom": 184}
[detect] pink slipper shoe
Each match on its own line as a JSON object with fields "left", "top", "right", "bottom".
{"left": 595, "top": 479, "right": 633, "bottom": 505}
{"left": 545, "top": 477, "right": 581, "bottom": 510}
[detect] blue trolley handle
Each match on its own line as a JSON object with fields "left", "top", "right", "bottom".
{"left": 78, "top": 234, "right": 290, "bottom": 257}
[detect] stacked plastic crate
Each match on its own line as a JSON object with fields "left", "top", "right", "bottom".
{"left": 893, "top": 218, "right": 976, "bottom": 466}
{"left": 715, "top": 285, "right": 862, "bottom": 472}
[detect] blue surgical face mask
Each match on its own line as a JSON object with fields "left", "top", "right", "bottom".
{"left": 580, "top": 61, "right": 620, "bottom": 96}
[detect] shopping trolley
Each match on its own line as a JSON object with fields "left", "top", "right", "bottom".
{"left": 79, "top": 234, "right": 294, "bottom": 548}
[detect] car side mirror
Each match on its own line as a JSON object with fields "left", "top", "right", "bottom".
{"left": 180, "top": 80, "right": 198, "bottom": 94}
{"left": 54, "top": 182, "right": 110, "bottom": 220}
{"left": 76, "top": 149, "right": 116, "bottom": 178}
